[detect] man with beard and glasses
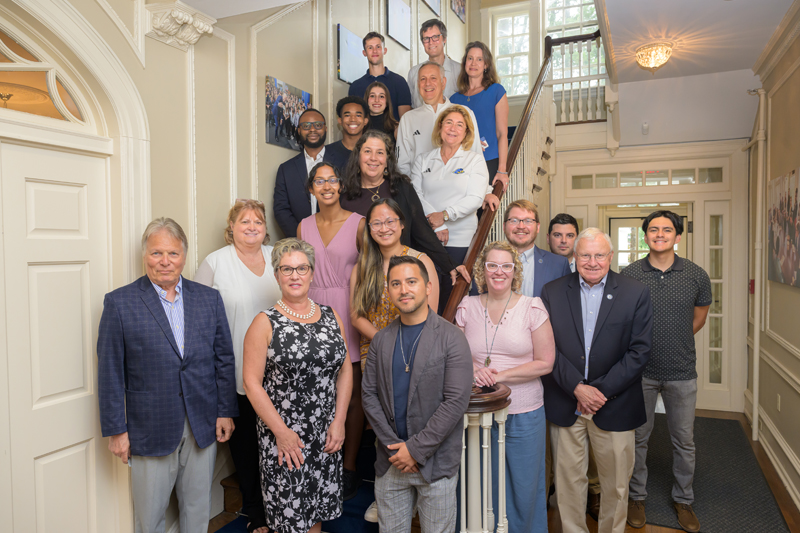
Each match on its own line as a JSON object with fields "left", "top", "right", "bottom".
{"left": 362, "top": 255, "right": 472, "bottom": 533}
{"left": 273, "top": 108, "right": 343, "bottom": 238}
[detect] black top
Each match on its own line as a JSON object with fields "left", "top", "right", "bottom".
{"left": 324, "top": 140, "right": 352, "bottom": 173}
{"left": 392, "top": 321, "right": 425, "bottom": 440}
{"left": 368, "top": 113, "right": 393, "bottom": 136}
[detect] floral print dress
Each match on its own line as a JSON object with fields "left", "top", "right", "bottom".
{"left": 257, "top": 305, "right": 346, "bottom": 533}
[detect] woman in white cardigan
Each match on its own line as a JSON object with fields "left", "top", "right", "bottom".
{"left": 410, "top": 104, "right": 499, "bottom": 312}
{"left": 194, "top": 199, "right": 280, "bottom": 533}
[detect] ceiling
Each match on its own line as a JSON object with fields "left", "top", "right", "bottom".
{"left": 181, "top": 0, "right": 295, "bottom": 20}
{"left": 604, "top": 0, "right": 794, "bottom": 83}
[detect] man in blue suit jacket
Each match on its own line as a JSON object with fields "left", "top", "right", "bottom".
{"left": 98, "top": 218, "right": 238, "bottom": 533}
{"left": 502, "top": 199, "right": 571, "bottom": 297}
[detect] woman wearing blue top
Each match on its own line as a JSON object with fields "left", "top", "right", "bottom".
{"left": 451, "top": 41, "right": 510, "bottom": 191}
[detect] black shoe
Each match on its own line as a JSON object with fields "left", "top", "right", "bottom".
{"left": 342, "top": 468, "right": 361, "bottom": 501}
{"left": 587, "top": 492, "right": 600, "bottom": 522}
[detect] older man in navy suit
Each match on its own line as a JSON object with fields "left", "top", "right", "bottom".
{"left": 98, "top": 217, "right": 237, "bottom": 533}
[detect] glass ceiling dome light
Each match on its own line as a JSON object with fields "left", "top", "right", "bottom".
{"left": 636, "top": 42, "right": 673, "bottom": 71}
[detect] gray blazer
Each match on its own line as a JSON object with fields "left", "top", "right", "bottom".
{"left": 362, "top": 309, "right": 473, "bottom": 483}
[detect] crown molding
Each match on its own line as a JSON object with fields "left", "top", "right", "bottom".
{"left": 145, "top": 0, "right": 216, "bottom": 52}
{"left": 753, "top": 0, "right": 800, "bottom": 83}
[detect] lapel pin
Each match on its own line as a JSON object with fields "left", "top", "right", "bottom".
{"left": 607, "top": 294, "right": 613, "bottom": 299}
{"left": 538, "top": 259, "right": 543, "bottom": 263}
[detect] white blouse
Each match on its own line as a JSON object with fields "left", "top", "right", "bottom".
{"left": 194, "top": 244, "right": 281, "bottom": 395}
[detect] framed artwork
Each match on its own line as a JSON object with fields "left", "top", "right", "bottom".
{"left": 337, "top": 24, "right": 368, "bottom": 84}
{"left": 768, "top": 167, "right": 800, "bottom": 287}
{"left": 422, "top": 0, "right": 441, "bottom": 17}
{"left": 387, "top": 0, "right": 411, "bottom": 50}
{"left": 450, "top": 0, "right": 466, "bottom": 24}
{"left": 265, "top": 75, "right": 312, "bottom": 152}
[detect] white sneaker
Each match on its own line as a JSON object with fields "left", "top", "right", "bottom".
{"left": 364, "top": 501, "right": 378, "bottom": 522}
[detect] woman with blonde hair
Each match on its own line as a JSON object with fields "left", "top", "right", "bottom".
{"left": 195, "top": 199, "right": 281, "bottom": 533}
{"left": 455, "top": 240, "right": 555, "bottom": 533}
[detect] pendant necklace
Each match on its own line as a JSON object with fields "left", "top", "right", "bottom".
{"left": 399, "top": 324, "right": 424, "bottom": 373}
{"left": 483, "top": 291, "right": 512, "bottom": 367}
{"left": 365, "top": 179, "right": 384, "bottom": 202}
{"left": 277, "top": 298, "right": 316, "bottom": 320}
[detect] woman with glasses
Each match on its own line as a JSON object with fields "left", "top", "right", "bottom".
{"left": 341, "top": 130, "right": 469, "bottom": 292}
{"left": 410, "top": 105, "right": 499, "bottom": 312}
{"left": 455, "top": 241, "right": 555, "bottom": 533}
{"left": 297, "top": 162, "right": 366, "bottom": 501}
{"left": 243, "top": 238, "right": 352, "bottom": 533}
{"left": 194, "top": 199, "right": 281, "bottom": 533}
{"left": 364, "top": 82, "right": 399, "bottom": 138}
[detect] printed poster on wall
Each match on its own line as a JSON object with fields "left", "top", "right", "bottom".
{"left": 387, "top": 0, "right": 411, "bottom": 50}
{"left": 265, "top": 76, "right": 312, "bottom": 152}
{"left": 451, "top": 0, "right": 466, "bottom": 24}
{"left": 422, "top": 0, "right": 441, "bottom": 17}
{"left": 768, "top": 167, "right": 800, "bottom": 287}
{"left": 338, "top": 24, "right": 369, "bottom": 84}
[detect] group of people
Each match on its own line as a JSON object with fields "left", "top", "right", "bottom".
{"left": 768, "top": 170, "right": 800, "bottom": 286}
{"left": 95, "top": 16, "right": 713, "bottom": 533}
{"left": 266, "top": 81, "right": 310, "bottom": 144}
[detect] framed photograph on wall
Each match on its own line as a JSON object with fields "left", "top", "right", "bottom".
{"left": 265, "top": 75, "right": 312, "bottom": 152}
{"left": 387, "top": 0, "right": 411, "bottom": 50}
{"left": 422, "top": 0, "right": 441, "bottom": 17}
{"left": 337, "top": 24, "right": 368, "bottom": 84}
{"left": 450, "top": 0, "right": 466, "bottom": 24}
{"left": 768, "top": 167, "right": 800, "bottom": 288}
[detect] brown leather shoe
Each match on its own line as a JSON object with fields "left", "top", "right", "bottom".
{"left": 586, "top": 492, "right": 600, "bottom": 522}
{"left": 674, "top": 502, "right": 700, "bottom": 532}
{"left": 627, "top": 499, "right": 646, "bottom": 528}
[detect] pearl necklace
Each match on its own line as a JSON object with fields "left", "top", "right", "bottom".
{"left": 277, "top": 298, "right": 316, "bottom": 319}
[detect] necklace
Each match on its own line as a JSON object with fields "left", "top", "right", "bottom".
{"left": 399, "top": 324, "right": 424, "bottom": 373}
{"left": 277, "top": 298, "right": 316, "bottom": 320}
{"left": 364, "top": 179, "right": 384, "bottom": 201}
{"left": 483, "top": 292, "right": 513, "bottom": 367}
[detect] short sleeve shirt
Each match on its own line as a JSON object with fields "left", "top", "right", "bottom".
{"left": 621, "top": 255, "right": 712, "bottom": 381}
{"left": 450, "top": 83, "right": 507, "bottom": 161}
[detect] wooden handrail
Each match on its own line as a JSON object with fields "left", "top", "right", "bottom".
{"left": 442, "top": 30, "right": 601, "bottom": 322}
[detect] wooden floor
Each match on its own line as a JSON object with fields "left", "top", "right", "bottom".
{"left": 209, "top": 410, "right": 800, "bottom": 533}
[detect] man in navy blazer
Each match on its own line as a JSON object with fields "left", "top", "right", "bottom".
{"left": 503, "top": 199, "right": 571, "bottom": 298}
{"left": 540, "top": 227, "right": 652, "bottom": 533}
{"left": 98, "top": 218, "right": 237, "bottom": 533}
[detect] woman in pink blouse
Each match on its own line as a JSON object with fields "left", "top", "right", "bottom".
{"left": 455, "top": 240, "right": 555, "bottom": 533}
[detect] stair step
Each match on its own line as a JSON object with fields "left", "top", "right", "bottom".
{"left": 221, "top": 473, "right": 242, "bottom": 514}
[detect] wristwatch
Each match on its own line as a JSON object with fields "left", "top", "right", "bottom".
{"left": 442, "top": 210, "right": 450, "bottom": 222}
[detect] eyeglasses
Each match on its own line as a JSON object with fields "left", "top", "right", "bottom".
{"left": 369, "top": 218, "right": 400, "bottom": 231}
{"left": 485, "top": 262, "right": 515, "bottom": 273}
{"left": 277, "top": 264, "right": 312, "bottom": 276}
{"left": 575, "top": 252, "right": 612, "bottom": 263}
{"left": 422, "top": 34, "right": 442, "bottom": 44}
{"left": 442, "top": 119, "right": 466, "bottom": 130}
{"left": 506, "top": 217, "right": 538, "bottom": 226}
{"left": 312, "top": 178, "right": 340, "bottom": 187}
{"left": 299, "top": 121, "right": 325, "bottom": 131}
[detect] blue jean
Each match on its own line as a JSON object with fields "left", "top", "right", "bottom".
{"left": 491, "top": 406, "right": 547, "bottom": 533}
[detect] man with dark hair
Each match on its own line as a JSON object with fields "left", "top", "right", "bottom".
{"left": 325, "top": 96, "right": 370, "bottom": 171}
{"left": 548, "top": 213, "right": 580, "bottom": 273}
{"left": 622, "top": 210, "right": 711, "bottom": 533}
{"left": 349, "top": 32, "right": 412, "bottom": 119}
{"left": 273, "top": 108, "right": 342, "bottom": 238}
{"left": 407, "top": 19, "right": 461, "bottom": 109}
{"left": 362, "top": 254, "right": 472, "bottom": 533}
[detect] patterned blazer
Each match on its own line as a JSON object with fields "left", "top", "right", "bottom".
{"left": 97, "top": 275, "right": 238, "bottom": 456}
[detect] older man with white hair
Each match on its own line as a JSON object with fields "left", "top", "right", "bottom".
{"left": 540, "top": 228, "right": 653, "bottom": 533}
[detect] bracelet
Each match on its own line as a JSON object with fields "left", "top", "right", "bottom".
{"left": 496, "top": 171, "right": 508, "bottom": 175}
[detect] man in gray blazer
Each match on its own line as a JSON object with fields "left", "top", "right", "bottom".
{"left": 362, "top": 255, "right": 472, "bottom": 533}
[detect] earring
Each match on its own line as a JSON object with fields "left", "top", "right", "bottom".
{"left": 384, "top": 168, "right": 389, "bottom": 176}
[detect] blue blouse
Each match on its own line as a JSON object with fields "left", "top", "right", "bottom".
{"left": 451, "top": 83, "right": 507, "bottom": 161}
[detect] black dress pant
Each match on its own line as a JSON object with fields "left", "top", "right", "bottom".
{"left": 228, "top": 393, "right": 266, "bottom": 525}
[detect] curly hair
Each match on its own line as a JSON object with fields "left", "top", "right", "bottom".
{"left": 432, "top": 105, "right": 475, "bottom": 150}
{"left": 270, "top": 238, "right": 316, "bottom": 272}
{"left": 225, "top": 199, "right": 269, "bottom": 245}
{"left": 342, "top": 130, "right": 410, "bottom": 201}
{"left": 472, "top": 241, "right": 523, "bottom": 294}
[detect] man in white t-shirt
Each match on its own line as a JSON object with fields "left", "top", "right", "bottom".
{"left": 407, "top": 19, "right": 462, "bottom": 109}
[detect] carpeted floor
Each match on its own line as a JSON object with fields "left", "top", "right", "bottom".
{"left": 644, "top": 414, "right": 789, "bottom": 532}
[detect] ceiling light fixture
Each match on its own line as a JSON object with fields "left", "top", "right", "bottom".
{"left": 635, "top": 42, "right": 673, "bottom": 71}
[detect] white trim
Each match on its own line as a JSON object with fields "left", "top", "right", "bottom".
{"left": 94, "top": 0, "right": 146, "bottom": 67}
{"left": 592, "top": 0, "right": 617, "bottom": 85}
{"left": 145, "top": 0, "right": 216, "bottom": 52}
{"left": 752, "top": 0, "right": 800, "bottom": 83}
{"left": 0, "top": 119, "right": 112, "bottom": 155}
{"left": 187, "top": 45, "right": 198, "bottom": 276}
{"left": 747, "top": 340, "right": 800, "bottom": 396}
{"left": 212, "top": 26, "right": 238, "bottom": 204}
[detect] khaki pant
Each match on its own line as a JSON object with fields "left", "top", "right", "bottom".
{"left": 546, "top": 421, "right": 600, "bottom": 494}
{"left": 551, "top": 418, "right": 634, "bottom": 533}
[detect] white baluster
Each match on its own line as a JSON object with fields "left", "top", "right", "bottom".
{"left": 596, "top": 40, "right": 602, "bottom": 119}
{"left": 467, "top": 413, "right": 481, "bottom": 532}
{"left": 587, "top": 41, "right": 594, "bottom": 120}
{"left": 481, "top": 412, "right": 493, "bottom": 533}
{"left": 460, "top": 414, "right": 468, "bottom": 533}
{"left": 577, "top": 42, "right": 584, "bottom": 121}
{"left": 560, "top": 44, "right": 567, "bottom": 123}
{"left": 495, "top": 408, "right": 509, "bottom": 533}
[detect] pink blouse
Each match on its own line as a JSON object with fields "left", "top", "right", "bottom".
{"left": 455, "top": 295, "right": 549, "bottom": 415}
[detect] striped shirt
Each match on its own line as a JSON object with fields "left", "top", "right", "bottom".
{"left": 151, "top": 277, "right": 185, "bottom": 358}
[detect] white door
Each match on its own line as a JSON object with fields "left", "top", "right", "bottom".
{"left": 0, "top": 141, "right": 116, "bottom": 532}
{"left": 609, "top": 216, "right": 689, "bottom": 272}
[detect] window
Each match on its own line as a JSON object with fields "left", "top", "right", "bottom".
{"left": 494, "top": 12, "right": 530, "bottom": 97}
{"left": 570, "top": 167, "right": 725, "bottom": 190}
{"left": 545, "top": 0, "right": 605, "bottom": 90}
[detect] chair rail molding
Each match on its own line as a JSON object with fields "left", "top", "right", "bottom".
{"left": 146, "top": 1, "right": 216, "bottom": 52}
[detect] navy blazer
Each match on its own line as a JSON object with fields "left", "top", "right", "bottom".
{"left": 540, "top": 270, "right": 652, "bottom": 432}
{"left": 272, "top": 149, "right": 342, "bottom": 238}
{"left": 530, "top": 245, "right": 572, "bottom": 298}
{"left": 97, "top": 275, "right": 238, "bottom": 456}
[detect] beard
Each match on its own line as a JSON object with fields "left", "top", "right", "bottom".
{"left": 299, "top": 131, "right": 326, "bottom": 149}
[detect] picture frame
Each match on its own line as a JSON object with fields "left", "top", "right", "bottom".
{"left": 387, "top": 0, "right": 412, "bottom": 50}
{"left": 337, "top": 24, "right": 368, "bottom": 84}
{"left": 450, "top": 0, "right": 466, "bottom": 24}
{"left": 422, "top": 0, "right": 441, "bottom": 17}
{"left": 265, "top": 76, "right": 312, "bottom": 152}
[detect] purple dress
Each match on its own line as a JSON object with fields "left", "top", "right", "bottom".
{"left": 301, "top": 212, "right": 364, "bottom": 362}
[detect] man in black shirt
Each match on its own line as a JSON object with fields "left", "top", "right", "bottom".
{"left": 325, "top": 96, "right": 369, "bottom": 172}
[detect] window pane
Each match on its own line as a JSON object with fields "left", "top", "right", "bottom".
{"left": 620, "top": 171, "right": 642, "bottom": 187}
{"left": 672, "top": 168, "right": 695, "bottom": 185}
{"left": 565, "top": 0, "right": 581, "bottom": 6}
{"left": 709, "top": 249, "right": 722, "bottom": 280}
{"left": 498, "top": 37, "right": 512, "bottom": 56}
{"left": 645, "top": 170, "right": 669, "bottom": 187}
{"left": 513, "top": 75, "right": 529, "bottom": 95}
{"left": 545, "top": 0, "right": 563, "bottom": 8}
{"left": 0, "top": 28, "right": 39, "bottom": 62}
{"left": 709, "top": 351, "right": 722, "bottom": 383}
{"left": 497, "top": 57, "right": 511, "bottom": 76}
{"left": 547, "top": 30, "right": 563, "bottom": 39}
{"left": 572, "top": 174, "right": 592, "bottom": 189}
{"left": 0, "top": 71, "right": 67, "bottom": 120}
{"left": 618, "top": 252, "right": 636, "bottom": 269}
{"left": 596, "top": 173, "right": 617, "bottom": 188}
{"left": 513, "top": 55, "right": 529, "bottom": 75}
{"left": 497, "top": 17, "right": 512, "bottom": 37}
{"left": 565, "top": 7, "right": 581, "bottom": 24}
{"left": 710, "top": 282, "right": 722, "bottom": 314}
{"left": 552, "top": 54, "right": 563, "bottom": 70}
{"left": 618, "top": 227, "right": 634, "bottom": 250}
{"left": 699, "top": 167, "right": 723, "bottom": 183}
{"left": 564, "top": 27, "right": 580, "bottom": 37}
{"left": 0, "top": 50, "right": 11, "bottom": 63}
{"left": 56, "top": 76, "right": 82, "bottom": 121}
{"left": 501, "top": 77, "right": 513, "bottom": 94}
{"left": 582, "top": 4, "right": 597, "bottom": 21}
{"left": 514, "top": 36, "right": 529, "bottom": 53}
{"left": 710, "top": 215, "right": 723, "bottom": 246}
{"left": 709, "top": 318, "right": 722, "bottom": 348}
{"left": 514, "top": 15, "right": 529, "bottom": 35}
{"left": 546, "top": 9, "right": 563, "bottom": 27}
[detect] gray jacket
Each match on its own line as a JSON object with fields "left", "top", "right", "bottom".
{"left": 362, "top": 309, "right": 473, "bottom": 483}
